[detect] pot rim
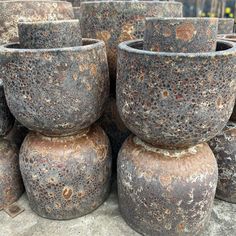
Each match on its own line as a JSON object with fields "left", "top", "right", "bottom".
{"left": 145, "top": 17, "right": 218, "bottom": 22}
{"left": 18, "top": 19, "right": 80, "bottom": 26}
{"left": 218, "top": 34, "right": 236, "bottom": 42}
{"left": 81, "top": 1, "right": 182, "bottom": 6}
{"left": 0, "top": 38, "right": 105, "bottom": 53}
{"left": 118, "top": 39, "right": 236, "bottom": 58}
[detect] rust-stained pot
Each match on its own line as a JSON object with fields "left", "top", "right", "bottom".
{"left": 208, "top": 122, "right": 236, "bottom": 203}
{"left": 18, "top": 20, "right": 82, "bottom": 49}
{"left": 118, "top": 135, "right": 218, "bottom": 236}
{"left": 80, "top": 1, "right": 182, "bottom": 93}
{"left": 20, "top": 125, "right": 112, "bottom": 220}
{"left": 218, "top": 18, "right": 234, "bottom": 34}
{"left": 0, "top": 138, "right": 24, "bottom": 210}
{"left": 98, "top": 96, "right": 130, "bottom": 166}
{"left": 117, "top": 40, "right": 236, "bottom": 149}
{"left": 144, "top": 17, "right": 218, "bottom": 53}
{"left": 0, "top": 1, "right": 74, "bottom": 45}
{"left": 0, "top": 81, "right": 14, "bottom": 136}
{"left": 0, "top": 39, "right": 109, "bottom": 136}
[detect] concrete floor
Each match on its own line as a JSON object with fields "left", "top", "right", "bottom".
{"left": 0, "top": 184, "right": 236, "bottom": 236}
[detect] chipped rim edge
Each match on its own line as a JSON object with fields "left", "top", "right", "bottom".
{"left": 118, "top": 39, "right": 236, "bottom": 58}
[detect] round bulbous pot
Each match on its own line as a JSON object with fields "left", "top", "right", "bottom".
{"left": 118, "top": 135, "right": 218, "bottom": 236}
{"left": 208, "top": 122, "right": 236, "bottom": 203}
{"left": 0, "top": 1, "right": 74, "bottom": 45}
{"left": 117, "top": 40, "right": 236, "bottom": 149}
{"left": 0, "top": 39, "right": 109, "bottom": 136}
{"left": 19, "top": 125, "right": 112, "bottom": 220}
{"left": 0, "top": 80, "right": 14, "bottom": 136}
{"left": 0, "top": 138, "right": 24, "bottom": 210}
{"left": 218, "top": 18, "right": 234, "bottom": 34}
{"left": 80, "top": 1, "right": 182, "bottom": 93}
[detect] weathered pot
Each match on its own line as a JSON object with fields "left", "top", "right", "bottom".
{"left": 0, "top": 80, "right": 14, "bottom": 136}
{"left": 0, "top": 138, "right": 24, "bottom": 210}
{"left": 18, "top": 20, "right": 82, "bottom": 49}
{"left": 217, "top": 34, "right": 236, "bottom": 122}
{"left": 81, "top": 1, "right": 182, "bottom": 93}
{"left": 144, "top": 17, "right": 218, "bottom": 52}
{"left": 117, "top": 40, "right": 236, "bottom": 149}
{"left": 0, "top": 39, "right": 109, "bottom": 136}
{"left": 118, "top": 135, "right": 218, "bottom": 236}
{"left": 218, "top": 18, "right": 234, "bottom": 34}
{"left": 20, "top": 125, "right": 112, "bottom": 220}
{"left": 208, "top": 122, "right": 236, "bottom": 203}
{"left": 98, "top": 96, "right": 130, "bottom": 169}
{"left": 0, "top": 1, "right": 74, "bottom": 45}
{"left": 67, "top": 0, "right": 80, "bottom": 7}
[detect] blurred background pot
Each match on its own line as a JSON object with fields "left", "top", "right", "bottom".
{"left": 218, "top": 18, "right": 234, "bottom": 34}
{"left": 20, "top": 125, "right": 112, "bottom": 220}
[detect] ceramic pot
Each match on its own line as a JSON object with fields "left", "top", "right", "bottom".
{"left": 73, "top": 7, "right": 80, "bottom": 19}
{"left": 0, "top": 81, "right": 14, "bottom": 136}
{"left": 0, "top": 1, "right": 74, "bottom": 45}
{"left": 0, "top": 38, "right": 109, "bottom": 136}
{"left": 208, "top": 122, "right": 236, "bottom": 203}
{"left": 0, "top": 138, "right": 24, "bottom": 210}
{"left": 20, "top": 125, "right": 112, "bottom": 220}
{"left": 80, "top": 1, "right": 182, "bottom": 94}
{"left": 117, "top": 40, "right": 236, "bottom": 149}
{"left": 144, "top": 17, "right": 218, "bottom": 52}
{"left": 118, "top": 135, "right": 218, "bottom": 236}
{"left": 218, "top": 18, "right": 234, "bottom": 34}
{"left": 18, "top": 20, "right": 82, "bottom": 49}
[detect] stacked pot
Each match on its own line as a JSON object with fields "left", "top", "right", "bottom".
{"left": 208, "top": 32, "right": 236, "bottom": 205}
{"left": 81, "top": 0, "right": 183, "bottom": 166}
{"left": 0, "top": 16, "right": 111, "bottom": 220}
{"left": 0, "top": 0, "right": 74, "bottom": 211}
{"left": 116, "top": 17, "right": 236, "bottom": 235}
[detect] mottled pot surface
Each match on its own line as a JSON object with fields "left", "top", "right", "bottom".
{"left": 18, "top": 20, "right": 82, "bottom": 49}
{"left": 118, "top": 135, "right": 218, "bottom": 236}
{"left": 0, "top": 1, "right": 74, "bottom": 45}
{"left": 144, "top": 17, "right": 218, "bottom": 53}
{"left": 1, "top": 39, "right": 109, "bottom": 136}
{"left": 208, "top": 122, "right": 236, "bottom": 203}
{"left": 218, "top": 18, "right": 234, "bottom": 35}
{"left": 20, "top": 125, "right": 112, "bottom": 220}
{"left": 80, "top": 1, "right": 182, "bottom": 93}
{"left": 0, "top": 138, "right": 24, "bottom": 210}
{"left": 117, "top": 40, "right": 236, "bottom": 149}
{"left": 0, "top": 81, "right": 14, "bottom": 136}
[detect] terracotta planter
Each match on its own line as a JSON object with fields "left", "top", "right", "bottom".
{"left": 0, "top": 38, "right": 109, "bottom": 136}
{"left": 117, "top": 40, "right": 236, "bottom": 149}
{"left": 144, "top": 17, "right": 218, "bottom": 53}
{"left": 208, "top": 122, "right": 236, "bottom": 203}
{"left": 0, "top": 1, "right": 74, "bottom": 45}
{"left": 81, "top": 1, "right": 182, "bottom": 93}
{"left": 18, "top": 20, "right": 82, "bottom": 49}
{"left": 0, "top": 81, "right": 14, "bottom": 136}
{"left": 0, "top": 139, "right": 24, "bottom": 210}
{"left": 218, "top": 18, "right": 234, "bottom": 34}
{"left": 20, "top": 125, "right": 112, "bottom": 220}
{"left": 118, "top": 135, "right": 218, "bottom": 236}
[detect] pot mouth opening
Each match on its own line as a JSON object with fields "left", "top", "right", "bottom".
{"left": 119, "top": 39, "right": 235, "bottom": 57}
{"left": 224, "top": 34, "right": 236, "bottom": 40}
{"left": 1, "top": 38, "right": 103, "bottom": 52}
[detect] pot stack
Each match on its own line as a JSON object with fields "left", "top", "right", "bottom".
{"left": 116, "top": 17, "right": 236, "bottom": 235}
{"left": 208, "top": 32, "right": 236, "bottom": 205}
{"left": 81, "top": 0, "right": 183, "bottom": 166}
{"left": 0, "top": 0, "right": 74, "bottom": 211}
{"left": 0, "top": 19, "right": 111, "bottom": 220}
